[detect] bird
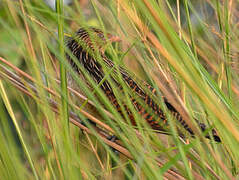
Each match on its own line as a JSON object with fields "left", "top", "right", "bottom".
{"left": 66, "top": 27, "right": 221, "bottom": 142}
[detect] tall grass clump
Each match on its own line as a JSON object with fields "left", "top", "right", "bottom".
{"left": 0, "top": 0, "right": 238, "bottom": 179}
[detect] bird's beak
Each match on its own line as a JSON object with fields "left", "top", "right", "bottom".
{"left": 100, "top": 33, "right": 121, "bottom": 54}
{"left": 107, "top": 33, "right": 121, "bottom": 43}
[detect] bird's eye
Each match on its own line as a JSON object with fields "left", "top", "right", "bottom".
{"left": 98, "top": 33, "right": 104, "bottom": 39}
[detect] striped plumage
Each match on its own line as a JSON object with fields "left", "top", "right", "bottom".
{"left": 66, "top": 27, "right": 221, "bottom": 142}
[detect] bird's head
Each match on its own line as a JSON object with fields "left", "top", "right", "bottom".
{"left": 72, "top": 27, "right": 120, "bottom": 54}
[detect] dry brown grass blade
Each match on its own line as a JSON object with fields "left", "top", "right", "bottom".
{"left": 19, "top": 0, "right": 37, "bottom": 62}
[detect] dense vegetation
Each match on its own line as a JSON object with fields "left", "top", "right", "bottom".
{"left": 0, "top": 0, "right": 238, "bottom": 179}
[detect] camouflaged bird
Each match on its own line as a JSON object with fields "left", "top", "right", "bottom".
{"left": 66, "top": 27, "right": 221, "bottom": 142}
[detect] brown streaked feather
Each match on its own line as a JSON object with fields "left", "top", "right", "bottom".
{"left": 66, "top": 27, "right": 221, "bottom": 142}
